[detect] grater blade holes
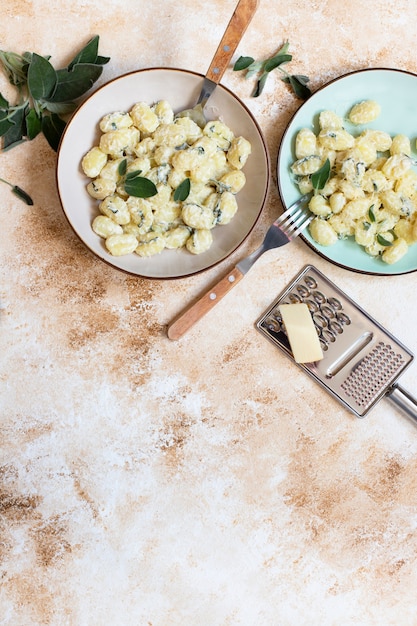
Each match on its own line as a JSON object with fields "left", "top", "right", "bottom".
{"left": 305, "top": 275, "right": 318, "bottom": 289}
{"left": 341, "top": 341, "right": 406, "bottom": 409}
{"left": 313, "top": 290, "right": 327, "bottom": 304}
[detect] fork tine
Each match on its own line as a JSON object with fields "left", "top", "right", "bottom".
{"left": 275, "top": 193, "right": 313, "bottom": 238}
{"left": 274, "top": 193, "right": 311, "bottom": 226}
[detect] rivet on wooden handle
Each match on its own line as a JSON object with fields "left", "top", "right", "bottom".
{"left": 206, "top": 0, "right": 260, "bottom": 85}
{"left": 167, "top": 265, "right": 244, "bottom": 340}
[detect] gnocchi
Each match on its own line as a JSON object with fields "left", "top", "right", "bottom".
{"left": 290, "top": 101, "right": 417, "bottom": 265}
{"left": 81, "top": 100, "right": 251, "bottom": 257}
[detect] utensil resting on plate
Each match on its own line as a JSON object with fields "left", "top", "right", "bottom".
{"left": 256, "top": 265, "right": 417, "bottom": 424}
{"left": 184, "top": 0, "right": 259, "bottom": 112}
{"left": 167, "top": 194, "right": 313, "bottom": 340}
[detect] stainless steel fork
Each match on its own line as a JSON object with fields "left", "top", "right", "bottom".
{"left": 167, "top": 193, "right": 313, "bottom": 340}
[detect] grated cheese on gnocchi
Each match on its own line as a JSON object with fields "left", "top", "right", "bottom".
{"left": 290, "top": 100, "right": 417, "bottom": 265}
{"left": 81, "top": 100, "right": 251, "bottom": 257}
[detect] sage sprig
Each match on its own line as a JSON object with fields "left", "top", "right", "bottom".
{"left": 0, "top": 36, "right": 110, "bottom": 152}
{"left": 0, "top": 176, "right": 33, "bottom": 205}
{"left": 233, "top": 41, "right": 311, "bottom": 99}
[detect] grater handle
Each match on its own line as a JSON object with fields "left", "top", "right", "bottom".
{"left": 386, "top": 384, "right": 417, "bottom": 424}
{"left": 167, "top": 266, "right": 244, "bottom": 340}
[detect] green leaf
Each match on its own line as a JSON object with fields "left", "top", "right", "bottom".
{"left": 173, "top": 177, "right": 191, "bottom": 202}
{"left": 68, "top": 35, "right": 99, "bottom": 68}
{"left": 311, "top": 159, "right": 331, "bottom": 191}
{"left": 276, "top": 41, "right": 291, "bottom": 56}
{"left": 118, "top": 158, "right": 128, "bottom": 176}
{"left": 47, "top": 63, "right": 103, "bottom": 102}
{"left": 0, "top": 93, "right": 9, "bottom": 108}
{"left": 287, "top": 75, "right": 311, "bottom": 100}
{"left": 44, "top": 100, "right": 77, "bottom": 115}
{"left": 233, "top": 56, "right": 255, "bottom": 71}
{"left": 27, "top": 53, "right": 57, "bottom": 100}
{"left": 1, "top": 106, "right": 26, "bottom": 150}
{"left": 245, "top": 61, "right": 265, "bottom": 80}
{"left": 377, "top": 234, "right": 393, "bottom": 247}
{"left": 12, "top": 185, "right": 33, "bottom": 205}
{"left": 252, "top": 72, "right": 269, "bottom": 97}
{"left": 263, "top": 53, "right": 292, "bottom": 72}
{"left": 124, "top": 175, "right": 158, "bottom": 198}
{"left": 95, "top": 55, "right": 111, "bottom": 66}
{"left": 125, "top": 169, "right": 142, "bottom": 181}
{"left": 0, "top": 110, "right": 14, "bottom": 136}
{"left": 292, "top": 74, "right": 310, "bottom": 86}
{"left": 41, "top": 113, "right": 66, "bottom": 151}
{"left": 67, "top": 35, "right": 109, "bottom": 69}
{"left": 25, "top": 107, "right": 42, "bottom": 139}
{"left": 0, "top": 50, "right": 29, "bottom": 86}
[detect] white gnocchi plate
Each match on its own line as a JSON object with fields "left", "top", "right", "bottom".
{"left": 57, "top": 67, "right": 270, "bottom": 279}
{"left": 277, "top": 68, "right": 417, "bottom": 275}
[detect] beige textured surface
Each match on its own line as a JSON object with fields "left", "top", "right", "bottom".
{"left": 2, "top": 1, "right": 417, "bottom": 624}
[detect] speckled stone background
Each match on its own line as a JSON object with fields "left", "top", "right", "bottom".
{"left": 2, "top": 1, "right": 417, "bottom": 624}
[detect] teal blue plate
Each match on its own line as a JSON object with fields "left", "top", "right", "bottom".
{"left": 277, "top": 68, "right": 417, "bottom": 275}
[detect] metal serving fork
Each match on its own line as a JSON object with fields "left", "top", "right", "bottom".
{"left": 167, "top": 193, "right": 313, "bottom": 340}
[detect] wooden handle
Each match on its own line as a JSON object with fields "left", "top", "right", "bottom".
{"left": 206, "top": 0, "right": 259, "bottom": 84}
{"left": 167, "top": 266, "right": 244, "bottom": 340}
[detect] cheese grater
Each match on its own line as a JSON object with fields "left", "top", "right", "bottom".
{"left": 256, "top": 265, "right": 417, "bottom": 423}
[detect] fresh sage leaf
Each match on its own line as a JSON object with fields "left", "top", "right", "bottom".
{"left": 368, "top": 204, "right": 376, "bottom": 222}
{"left": 0, "top": 37, "right": 110, "bottom": 154}
{"left": 125, "top": 169, "right": 142, "bottom": 181}
{"left": 124, "top": 175, "right": 158, "bottom": 198}
{"left": 253, "top": 72, "right": 269, "bottom": 97}
{"left": 234, "top": 41, "right": 310, "bottom": 100}
{"left": 41, "top": 113, "right": 66, "bottom": 151}
{"left": 25, "top": 108, "right": 42, "bottom": 139}
{"left": 311, "top": 159, "right": 331, "bottom": 190}
{"left": 233, "top": 56, "right": 255, "bottom": 71}
{"left": 47, "top": 63, "right": 103, "bottom": 102}
{"left": 292, "top": 74, "right": 310, "bottom": 86}
{"left": 2, "top": 106, "right": 26, "bottom": 150}
{"left": 118, "top": 158, "right": 128, "bottom": 176}
{"left": 0, "top": 51, "right": 28, "bottom": 86}
{"left": 287, "top": 75, "right": 311, "bottom": 100}
{"left": 68, "top": 35, "right": 99, "bottom": 68}
{"left": 68, "top": 35, "right": 110, "bottom": 70}
{"left": 377, "top": 234, "right": 393, "bottom": 247}
{"left": 0, "top": 110, "right": 14, "bottom": 135}
{"left": 44, "top": 101, "right": 77, "bottom": 115}
{"left": 27, "top": 53, "right": 57, "bottom": 100}
{"left": 0, "top": 176, "right": 33, "bottom": 205}
{"left": 263, "top": 53, "right": 292, "bottom": 73}
{"left": 12, "top": 185, "right": 34, "bottom": 205}
{"left": 174, "top": 177, "right": 191, "bottom": 202}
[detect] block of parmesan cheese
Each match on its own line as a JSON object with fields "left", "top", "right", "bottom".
{"left": 279, "top": 303, "right": 323, "bottom": 363}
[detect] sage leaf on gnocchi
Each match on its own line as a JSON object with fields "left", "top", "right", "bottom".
{"left": 377, "top": 234, "right": 393, "bottom": 247}
{"left": 311, "top": 158, "right": 331, "bottom": 191}
{"left": 124, "top": 172, "right": 158, "bottom": 199}
{"left": 174, "top": 178, "right": 191, "bottom": 202}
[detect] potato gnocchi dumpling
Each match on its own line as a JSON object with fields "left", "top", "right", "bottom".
{"left": 290, "top": 101, "right": 417, "bottom": 265}
{"left": 81, "top": 100, "right": 252, "bottom": 257}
